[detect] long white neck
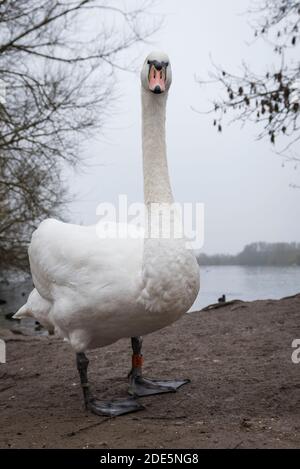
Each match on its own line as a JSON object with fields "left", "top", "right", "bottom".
{"left": 141, "top": 88, "right": 174, "bottom": 206}
{"left": 138, "top": 86, "right": 200, "bottom": 316}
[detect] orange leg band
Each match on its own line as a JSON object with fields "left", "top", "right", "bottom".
{"left": 132, "top": 354, "right": 144, "bottom": 369}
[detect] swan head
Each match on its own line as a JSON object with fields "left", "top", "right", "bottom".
{"left": 141, "top": 51, "right": 172, "bottom": 95}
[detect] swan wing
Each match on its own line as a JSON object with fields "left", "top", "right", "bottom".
{"left": 28, "top": 218, "right": 144, "bottom": 303}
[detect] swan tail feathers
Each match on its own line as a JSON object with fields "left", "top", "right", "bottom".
{"left": 13, "top": 289, "right": 53, "bottom": 333}
{"left": 13, "top": 303, "right": 33, "bottom": 319}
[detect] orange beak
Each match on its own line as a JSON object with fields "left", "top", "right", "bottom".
{"left": 148, "top": 65, "right": 166, "bottom": 94}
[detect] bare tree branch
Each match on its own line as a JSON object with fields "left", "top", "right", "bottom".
{"left": 0, "top": 0, "right": 160, "bottom": 271}
{"left": 196, "top": 0, "right": 300, "bottom": 165}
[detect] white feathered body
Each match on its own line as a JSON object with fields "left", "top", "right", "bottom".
{"left": 17, "top": 218, "right": 199, "bottom": 352}
{"left": 15, "top": 53, "right": 201, "bottom": 353}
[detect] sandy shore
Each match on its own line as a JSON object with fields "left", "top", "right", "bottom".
{"left": 0, "top": 294, "right": 300, "bottom": 449}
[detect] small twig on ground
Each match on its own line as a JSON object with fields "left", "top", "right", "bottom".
{"left": 63, "top": 417, "right": 111, "bottom": 437}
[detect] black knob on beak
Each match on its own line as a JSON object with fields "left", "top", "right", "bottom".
{"left": 153, "top": 85, "right": 162, "bottom": 94}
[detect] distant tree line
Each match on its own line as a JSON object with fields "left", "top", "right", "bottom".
{"left": 198, "top": 242, "right": 300, "bottom": 266}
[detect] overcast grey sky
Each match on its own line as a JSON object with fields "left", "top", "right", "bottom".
{"left": 66, "top": 0, "right": 300, "bottom": 254}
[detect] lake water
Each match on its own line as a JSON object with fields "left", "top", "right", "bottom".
{"left": 190, "top": 265, "right": 300, "bottom": 311}
{"left": 1, "top": 266, "right": 300, "bottom": 332}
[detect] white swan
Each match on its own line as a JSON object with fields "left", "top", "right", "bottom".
{"left": 14, "top": 52, "right": 200, "bottom": 416}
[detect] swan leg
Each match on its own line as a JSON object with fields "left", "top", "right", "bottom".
{"left": 76, "top": 352, "right": 144, "bottom": 417}
{"left": 128, "top": 337, "right": 190, "bottom": 397}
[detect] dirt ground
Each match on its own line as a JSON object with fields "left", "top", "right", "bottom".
{"left": 0, "top": 294, "right": 300, "bottom": 449}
